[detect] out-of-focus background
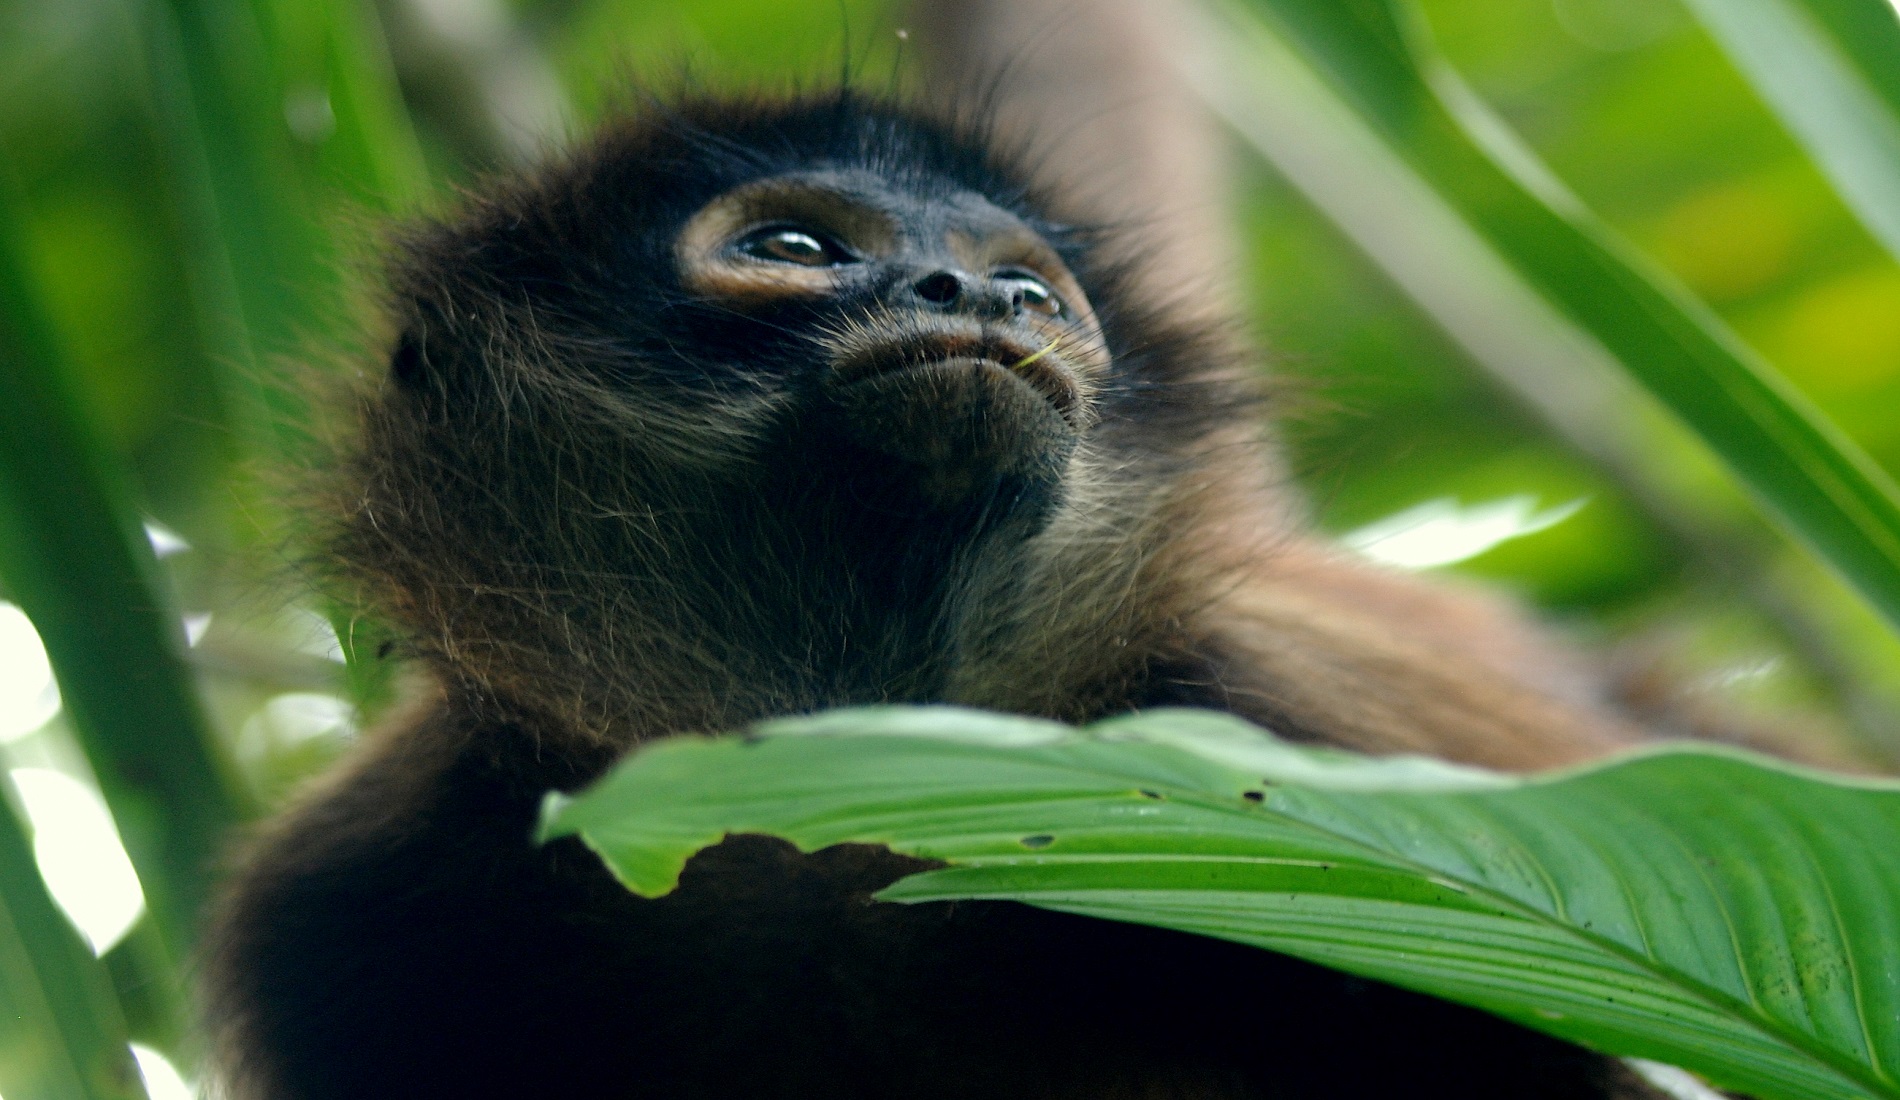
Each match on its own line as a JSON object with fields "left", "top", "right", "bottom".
{"left": 2, "top": 0, "right": 1898, "bottom": 1096}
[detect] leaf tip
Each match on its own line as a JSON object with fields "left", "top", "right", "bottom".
{"left": 534, "top": 791, "right": 576, "bottom": 844}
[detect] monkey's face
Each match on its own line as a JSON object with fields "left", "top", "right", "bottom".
{"left": 358, "top": 97, "right": 1243, "bottom": 703}
{"left": 672, "top": 168, "right": 1109, "bottom": 508}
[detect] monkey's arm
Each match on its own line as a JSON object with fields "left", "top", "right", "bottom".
{"left": 1173, "top": 539, "right": 1649, "bottom": 768}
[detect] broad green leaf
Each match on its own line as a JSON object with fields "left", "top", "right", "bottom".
{"left": 543, "top": 707, "right": 1900, "bottom": 1100}
{"left": 1679, "top": 0, "right": 1900, "bottom": 265}
{"left": 1201, "top": 0, "right": 1900, "bottom": 638}
{"left": 0, "top": 779, "right": 147, "bottom": 1100}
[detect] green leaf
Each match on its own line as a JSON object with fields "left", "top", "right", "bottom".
{"left": 0, "top": 183, "right": 242, "bottom": 963}
{"left": 543, "top": 707, "right": 1900, "bottom": 1100}
{"left": 1200, "top": 0, "right": 1900, "bottom": 639}
{"left": 1678, "top": 0, "right": 1900, "bottom": 265}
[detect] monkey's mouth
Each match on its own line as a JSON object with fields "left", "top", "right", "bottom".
{"left": 828, "top": 328, "right": 1089, "bottom": 428}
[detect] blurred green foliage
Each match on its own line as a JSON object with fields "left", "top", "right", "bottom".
{"left": 1245, "top": 0, "right": 1900, "bottom": 738}
{"left": 0, "top": 0, "right": 1897, "bottom": 1095}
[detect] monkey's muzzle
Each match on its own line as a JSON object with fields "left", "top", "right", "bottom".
{"left": 825, "top": 323, "right": 1093, "bottom": 431}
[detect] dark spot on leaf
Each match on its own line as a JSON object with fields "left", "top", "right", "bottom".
{"left": 1138, "top": 789, "right": 1163, "bottom": 800}
{"left": 1242, "top": 791, "right": 1264, "bottom": 803}
{"left": 1020, "top": 834, "right": 1055, "bottom": 849}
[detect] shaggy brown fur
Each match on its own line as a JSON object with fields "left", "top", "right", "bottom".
{"left": 203, "top": 90, "right": 1676, "bottom": 1099}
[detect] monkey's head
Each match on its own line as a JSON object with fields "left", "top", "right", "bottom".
{"left": 388, "top": 92, "right": 1119, "bottom": 508}
{"left": 338, "top": 91, "right": 1255, "bottom": 735}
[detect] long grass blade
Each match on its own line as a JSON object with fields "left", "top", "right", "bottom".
{"left": 314, "top": 0, "right": 432, "bottom": 209}
{"left": 135, "top": 0, "right": 321, "bottom": 447}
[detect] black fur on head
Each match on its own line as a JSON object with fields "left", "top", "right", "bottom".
{"left": 330, "top": 88, "right": 1266, "bottom": 743}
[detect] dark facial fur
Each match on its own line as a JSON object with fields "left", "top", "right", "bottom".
{"left": 206, "top": 91, "right": 1674, "bottom": 1100}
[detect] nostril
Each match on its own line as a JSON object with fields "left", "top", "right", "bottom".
{"left": 913, "top": 271, "right": 965, "bottom": 305}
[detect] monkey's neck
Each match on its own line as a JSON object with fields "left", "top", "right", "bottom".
{"left": 436, "top": 453, "right": 1095, "bottom": 744}
{"left": 700, "top": 453, "right": 1078, "bottom": 714}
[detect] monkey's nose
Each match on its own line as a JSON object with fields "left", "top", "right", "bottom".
{"left": 908, "top": 269, "right": 1017, "bottom": 321}
{"left": 912, "top": 270, "right": 968, "bottom": 305}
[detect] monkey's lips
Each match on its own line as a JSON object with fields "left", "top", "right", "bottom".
{"left": 828, "top": 331, "right": 1088, "bottom": 429}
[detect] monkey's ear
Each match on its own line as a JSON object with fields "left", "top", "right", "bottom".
{"left": 390, "top": 331, "right": 427, "bottom": 388}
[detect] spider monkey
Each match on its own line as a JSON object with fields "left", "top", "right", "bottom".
{"left": 201, "top": 90, "right": 1682, "bottom": 1099}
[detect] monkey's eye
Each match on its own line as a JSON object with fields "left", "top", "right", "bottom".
{"left": 994, "top": 271, "right": 1065, "bottom": 318}
{"left": 737, "top": 226, "right": 853, "bottom": 267}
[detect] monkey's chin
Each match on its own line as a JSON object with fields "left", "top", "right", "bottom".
{"left": 825, "top": 357, "right": 1080, "bottom": 510}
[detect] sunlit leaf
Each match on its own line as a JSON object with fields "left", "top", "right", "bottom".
{"left": 0, "top": 778, "right": 147, "bottom": 1100}
{"left": 1343, "top": 494, "right": 1586, "bottom": 568}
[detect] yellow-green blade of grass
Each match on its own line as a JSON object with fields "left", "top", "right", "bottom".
{"left": 0, "top": 192, "right": 243, "bottom": 962}
{"left": 1680, "top": 0, "right": 1900, "bottom": 265}
{"left": 1216, "top": 0, "right": 1900, "bottom": 637}
{"left": 542, "top": 706, "right": 1900, "bottom": 1100}
{"left": 0, "top": 779, "right": 148, "bottom": 1100}
{"left": 309, "top": 0, "right": 432, "bottom": 210}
